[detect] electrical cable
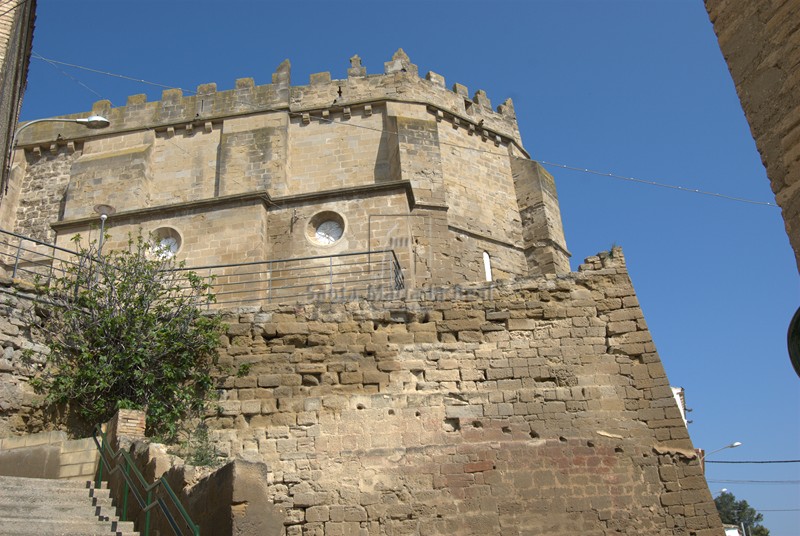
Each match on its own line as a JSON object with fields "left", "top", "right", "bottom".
{"left": 32, "top": 53, "right": 195, "bottom": 95}
{"left": 33, "top": 52, "right": 107, "bottom": 102}
{"left": 538, "top": 160, "right": 778, "bottom": 208}
{"left": 306, "top": 111, "right": 779, "bottom": 209}
{"left": 708, "top": 479, "right": 800, "bottom": 484}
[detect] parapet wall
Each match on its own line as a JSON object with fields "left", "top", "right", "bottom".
{"left": 14, "top": 49, "right": 522, "bottom": 153}
{"left": 202, "top": 248, "right": 721, "bottom": 536}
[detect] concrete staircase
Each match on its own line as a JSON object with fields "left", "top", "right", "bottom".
{"left": 0, "top": 475, "right": 139, "bottom": 536}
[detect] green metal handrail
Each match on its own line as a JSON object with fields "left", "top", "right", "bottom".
{"left": 92, "top": 424, "right": 200, "bottom": 536}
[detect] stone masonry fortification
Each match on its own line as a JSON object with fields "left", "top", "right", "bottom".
{"left": 0, "top": 250, "right": 724, "bottom": 535}
{"left": 0, "top": 50, "right": 723, "bottom": 535}
{"left": 2, "top": 49, "right": 568, "bottom": 289}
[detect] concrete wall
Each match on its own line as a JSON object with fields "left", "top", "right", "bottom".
{"left": 0, "top": 430, "right": 98, "bottom": 480}
{"left": 705, "top": 0, "right": 800, "bottom": 271}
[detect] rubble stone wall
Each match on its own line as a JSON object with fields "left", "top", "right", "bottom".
{"left": 0, "top": 278, "right": 48, "bottom": 437}
{"left": 202, "top": 249, "right": 722, "bottom": 536}
{"left": 0, "top": 248, "right": 723, "bottom": 534}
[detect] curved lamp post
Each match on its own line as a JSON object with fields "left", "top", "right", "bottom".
{"left": 3, "top": 115, "right": 110, "bottom": 194}
{"left": 700, "top": 441, "right": 742, "bottom": 473}
{"left": 702, "top": 441, "right": 742, "bottom": 460}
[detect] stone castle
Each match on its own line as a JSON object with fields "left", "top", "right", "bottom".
{"left": 2, "top": 49, "right": 567, "bottom": 294}
{"left": 0, "top": 50, "right": 724, "bottom": 535}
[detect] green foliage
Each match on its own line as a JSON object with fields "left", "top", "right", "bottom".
{"left": 32, "top": 231, "right": 222, "bottom": 440}
{"left": 171, "top": 422, "right": 219, "bottom": 467}
{"left": 714, "top": 491, "right": 770, "bottom": 536}
{"left": 236, "top": 362, "right": 252, "bottom": 377}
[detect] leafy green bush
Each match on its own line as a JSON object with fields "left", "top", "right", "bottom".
{"left": 31, "top": 232, "right": 222, "bottom": 440}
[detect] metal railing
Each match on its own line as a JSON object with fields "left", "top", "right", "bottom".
{"left": 172, "top": 249, "right": 404, "bottom": 307}
{"left": 0, "top": 228, "right": 405, "bottom": 306}
{"left": 93, "top": 425, "right": 200, "bottom": 536}
{"left": 0, "top": 228, "right": 85, "bottom": 284}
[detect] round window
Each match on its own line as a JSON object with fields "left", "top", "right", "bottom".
{"left": 307, "top": 211, "right": 346, "bottom": 246}
{"left": 152, "top": 227, "right": 182, "bottom": 258}
{"left": 315, "top": 220, "right": 344, "bottom": 244}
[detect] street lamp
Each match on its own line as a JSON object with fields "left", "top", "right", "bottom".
{"left": 3, "top": 115, "right": 111, "bottom": 193}
{"left": 702, "top": 441, "right": 742, "bottom": 460}
{"left": 700, "top": 441, "right": 742, "bottom": 473}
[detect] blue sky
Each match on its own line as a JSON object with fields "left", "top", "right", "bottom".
{"left": 20, "top": 1, "right": 799, "bottom": 533}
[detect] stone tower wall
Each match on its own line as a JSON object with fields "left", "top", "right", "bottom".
{"left": 705, "top": 0, "right": 800, "bottom": 270}
{"left": 3, "top": 51, "right": 569, "bottom": 290}
{"left": 0, "top": 0, "right": 36, "bottom": 232}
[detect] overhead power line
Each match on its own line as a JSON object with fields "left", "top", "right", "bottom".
{"left": 33, "top": 53, "right": 106, "bottom": 101}
{"left": 32, "top": 53, "right": 194, "bottom": 95}
{"left": 539, "top": 161, "right": 778, "bottom": 208}
{"left": 28, "top": 52, "right": 780, "bottom": 210}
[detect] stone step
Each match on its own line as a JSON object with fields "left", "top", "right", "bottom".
{"left": 0, "top": 475, "right": 139, "bottom": 536}
{"left": 0, "top": 474, "right": 107, "bottom": 490}
{"left": 0, "top": 499, "right": 121, "bottom": 519}
{"left": 0, "top": 516, "right": 138, "bottom": 535}
{"left": 0, "top": 485, "right": 112, "bottom": 501}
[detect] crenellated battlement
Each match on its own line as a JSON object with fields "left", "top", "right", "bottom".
{"left": 16, "top": 49, "right": 523, "bottom": 151}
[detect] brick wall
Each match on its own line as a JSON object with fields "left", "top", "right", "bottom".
{"left": 0, "top": 278, "right": 47, "bottom": 437}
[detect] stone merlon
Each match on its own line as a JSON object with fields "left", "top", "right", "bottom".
{"left": 15, "top": 49, "right": 522, "bottom": 150}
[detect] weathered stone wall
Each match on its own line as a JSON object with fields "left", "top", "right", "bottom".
{"left": 2, "top": 49, "right": 569, "bottom": 291}
{"left": 0, "top": 0, "right": 36, "bottom": 215}
{"left": 0, "top": 248, "right": 723, "bottom": 534}
{"left": 200, "top": 248, "right": 722, "bottom": 536}
{"left": 705, "top": 0, "right": 800, "bottom": 271}
{"left": 0, "top": 278, "right": 48, "bottom": 437}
